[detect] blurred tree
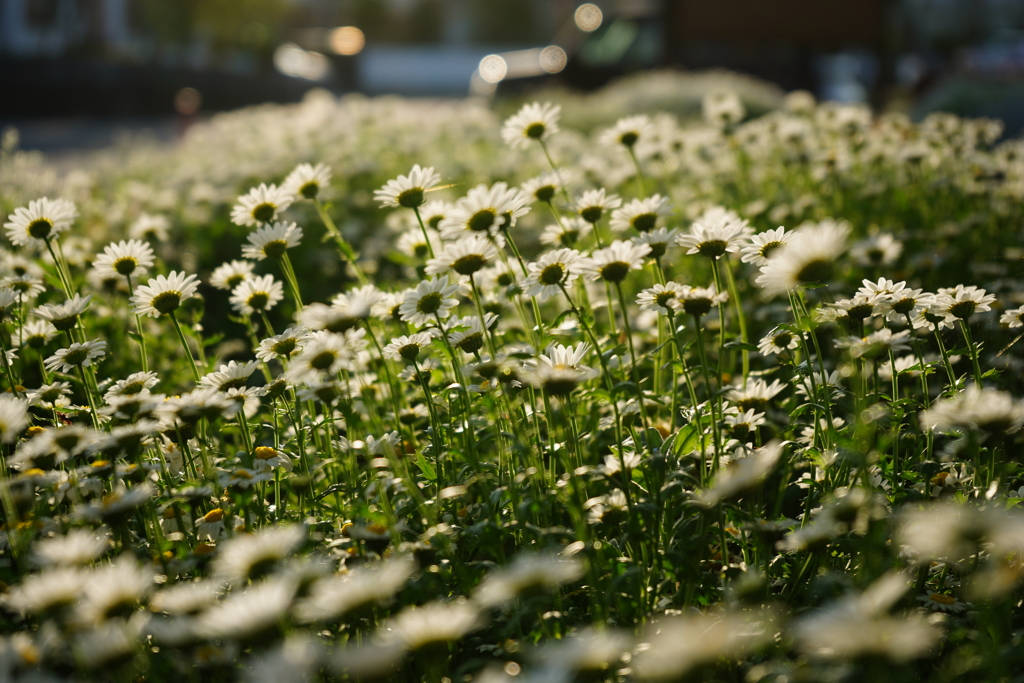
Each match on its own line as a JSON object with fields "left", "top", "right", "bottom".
{"left": 467, "top": 0, "right": 543, "bottom": 43}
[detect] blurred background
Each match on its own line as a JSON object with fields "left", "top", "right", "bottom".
{"left": 4, "top": 0, "right": 1024, "bottom": 154}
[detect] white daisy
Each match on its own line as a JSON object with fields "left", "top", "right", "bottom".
{"left": 210, "top": 259, "right": 255, "bottom": 290}
{"left": 104, "top": 371, "right": 159, "bottom": 399}
{"left": 520, "top": 170, "right": 570, "bottom": 204}
{"left": 599, "top": 115, "right": 651, "bottom": 148}
{"left": 501, "top": 101, "right": 561, "bottom": 149}
{"left": 727, "top": 378, "right": 786, "bottom": 412}
{"left": 32, "top": 294, "right": 91, "bottom": 332}
{"left": 609, "top": 194, "right": 672, "bottom": 233}
{"left": 677, "top": 207, "right": 750, "bottom": 258}
{"left": 374, "top": 165, "right": 441, "bottom": 209}
{"left": 2, "top": 274, "right": 46, "bottom": 300}
{"left": 425, "top": 234, "right": 498, "bottom": 277}
{"left": 0, "top": 395, "right": 30, "bottom": 442}
{"left": 755, "top": 219, "right": 850, "bottom": 297}
{"left": 19, "top": 319, "right": 55, "bottom": 349}
{"left": 447, "top": 314, "right": 496, "bottom": 355}
{"left": 92, "top": 240, "right": 155, "bottom": 280}
{"left": 230, "top": 183, "right": 294, "bottom": 227}
{"left": 256, "top": 326, "right": 312, "bottom": 362}
{"left": 676, "top": 284, "right": 728, "bottom": 318}
{"left": 229, "top": 274, "right": 284, "bottom": 315}
{"left": 282, "top": 162, "right": 332, "bottom": 200}
{"left": 399, "top": 276, "right": 461, "bottom": 327}
{"left": 523, "top": 248, "right": 589, "bottom": 301}
{"left": 575, "top": 188, "right": 622, "bottom": 224}
{"left": 522, "top": 342, "right": 599, "bottom": 396}
{"left": 584, "top": 240, "right": 651, "bottom": 283}
{"left": 632, "top": 226, "right": 679, "bottom": 260}
{"left": 758, "top": 326, "right": 800, "bottom": 355}
{"left": 286, "top": 331, "right": 351, "bottom": 385}
{"left": 932, "top": 284, "right": 996, "bottom": 320}
{"left": 540, "top": 217, "right": 592, "bottom": 248}
{"left": 740, "top": 227, "right": 790, "bottom": 266}
{"left": 439, "top": 182, "right": 531, "bottom": 239}
{"left": 396, "top": 226, "right": 442, "bottom": 260}
{"left": 241, "top": 222, "right": 303, "bottom": 261}
{"left": 636, "top": 281, "right": 687, "bottom": 315}
{"left": 130, "top": 271, "right": 200, "bottom": 318}
{"left": 44, "top": 340, "right": 106, "bottom": 374}
{"left": 199, "top": 360, "right": 260, "bottom": 391}
{"left": 850, "top": 232, "right": 903, "bottom": 267}
{"left": 4, "top": 197, "right": 77, "bottom": 249}
{"left": 128, "top": 213, "right": 170, "bottom": 241}
{"left": 382, "top": 331, "right": 438, "bottom": 362}
{"left": 1000, "top": 305, "right": 1024, "bottom": 328}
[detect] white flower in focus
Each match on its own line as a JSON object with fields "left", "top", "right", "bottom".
{"left": 210, "top": 260, "right": 255, "bottom": 290}
{"left": 241, "top": 222, "right": 303, "bottom": 260}
{"left": 399, "top": 276, "right": 461, "bottom": 327}
{"left": 32, "top": 294, "right": 91, "bottom": 332}
{"left": 677, "top": 207, "right": 749, "bottom": 258}
{"left": 374, "top": 165, "right": 441, "bottom": 209}
{"left": 425, "top": 234, "right": 498, "bottom": 277}
{"left": 1001, "top": 305, "right": 1024, "bottom": 328}
{"left": 4, "top": 197, "right": 77, "bottom": 249}
{"left": 609, "top": 194, "right": 671, "bottom": 233}
{"left": 676, "top": 284, "right": 728, "bottom": 318}
{"left": 758, "top": 326, "right": 800, "bottom": 355}
{"left": 105, "top": 371, "right": 159, "bottom": 399}
{"left": 585, "top": 240, "right": 651, "bottom": 283}
{"left": 632, "top": 226, "right": 678, "bottom": 261}
{"left": 131, "top": 271, "right": 200, "bottom": 317}
{"left": 231, "top": 183, "right": 294, "bottom": 227}
{"left": 45, "top": 340, "right": 106, "bottom": 374}
{"left": 448, "top": 314, "right": 496, "bottom": 355}
{"left": 932, "top": 284, "right": 996, "bottom": 320}
{"left": 282, "top": 162, "right": 332, "bottom": 200}
{"left": 501, "top": 102, "right": 561, "bottom": 148}
{"left": 92, "top": 240, "right": 155, "bottom": 280}
{"left": 382, "top": 331, "right": 438, "bottom": 363}
{"left": 522, "top": 342, "right": 599, "bottom": 396}
{"left": 574, "top": 189, "right": 622, "bottom": 225}
{"left": 523, "top": 248, "right": 589, "bottom": 301}
{"left": 439, "top": 182, "right": 530, "bottom": 239}
{"left": 230, "top": 274, "right": 284, "bottom": 315}
{"left": 199, "top": 360, "right": 260, "bottom": 391}
{"left": 256, "top": 326, "right": 312, "bottom": 362}
{"left": 636, "top": 281, "right": 686, "bottom": 315}
{"left": 19, "top": 319, "right": 57, "bottom": 349}
{"left": 286, "top": 331, "right": 351, "bottom": 385}
{"left": 727, "top": 378, "right": 786, "bottom": 412}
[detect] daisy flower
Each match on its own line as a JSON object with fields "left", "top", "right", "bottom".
{"left": 520, "top": 170, "right": 570, "bottom": 204}
{"left": 374, "top": 165, "right": 441, "bottom": 209}
{"left": 932, "top": 284, "right": 996, "bottom": 320}
{"left": 835, "top": 328, "right": 911, "bottom": 359}
{"left": 599, "top": 115, "right": 652, "bottom": 148}
{"left": 397, "top": 226, "right": 442, "bottom": 260}
{"left": 1000, "top": 305, "right": 1024, "bottom": 328}
{"left": 610, "top": 194, "right": 672, "bottom": 233}
{"left": 199, "top": 360, "right": 260, "bottom": 391}
{"left": 0, "top": 395, "right": 30, "bottom": 443}
{"left": 424, "top": 234, "right": 498, "bottom": 277}
{"left": 128, "top": 213, "right": 170, "bottom": 241}
{"left": 2, "top": 274, "right": 46, "bottom": 299}
{"left": 92, "top": 240, "right": 155, "bottom": 280}
{"left": 916, "top": 592, "right": 969, "bottom": 614}
{"left": 448, "top": 314, "right": 496, "bottom": 354}
{"left": 286, "top": 331, "right": 351, "bottom": 384}
{"left": 282, "top": 162, "right": 332, "bottom": 200}
{"left": 399, "top": 276, "right": 461, "bottom": 327}
{"left": 758, "top": 326, "right": 800, "bottom": 355}
{"left": 371, "top": 291, "right": 406, "bottom": 323}
{"left": 210, "top": 260, "right": 255, "bottom": 290}
{"left": 585, "top": 240, "right": 651, "bottom": 283}
{"left": 382, "top": 331, "right": 439, "bottom": 362}
{"left": 19, "top": 319, "right": 57, "bottom": 349}
{"left": 632, "top": 226, "right": 679, "bottom": 260}
{"left": 912, "top": 303, "right": 956, "bottom": 331}
{"left": 727, "top": 378, "right": 786, "bottom": 412}
{"left": 229, "top": 274, "right": 284, "bottom": 315}
{"left": 230, "top": 183, "right": 294, "bottom": 227}
{"left": 920, "top": 385, "right": 1024, "bottom": 435}
{"left": 32, "top": 294, "right": 92, "bottom": 331}
{"left": 4, "top": 197, "right": 77, "bottom": 249}
{"left": 677, "top": 285, "right": 728, "bottom": 318}
{"left": 0, "top": 288, "right": 20, "bottom": 321}
{"left": 439, "top": 182, "right": 530, "bottom": 239}
{"left": 636, "top": 281, "right": 687, "bottom": 315}
{"left": 45, "top": 340, "right": 106, "bottom": 374}
{"left": 131, "top": 271, "right": 200, "bottom": 318}
{"left": 522, "top": 248, "right": 589, "bottom": 301}
{"left": 540, "top": 216, "right": 592, "bottom": 247}
{"left": 725, "top": 409, "right": 765, "bottom": 441}
{"left": 575, "top": 188, "right": 622, "bottom": 224}
{"left": 677, "top": 207, "right": 750, "bottom": 258}
{"left": 241, "top": 222, "right": 303, "bottom": 260}
{"left": 501, "top": 101, "right": 561, "bottom": 148}
{"left": 703, "top": 90, "right": 745, "bottom": 128}
{"left": 522, "top": 342, "right": 599, "bottom": 397}
{"left": 211, "top": 524, "right": 306, "bottom": 585}
{"left": 740, "top": 227, "right": 790, "bottom": 266}
{"left": 850, "top": 232, "right": 903, "bottom": 267}
{"left": 104, "top": 371, "right": 159, "bottom": 399}
{"left": 755, "top": 219, "right": 850, "bottom": 297}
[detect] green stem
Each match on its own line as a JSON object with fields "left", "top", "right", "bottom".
{"left": 168, "top": 311, "right": 201, "bottom": 383}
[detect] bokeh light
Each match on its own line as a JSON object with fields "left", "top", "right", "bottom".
{"left": 540, "top": 46, "right": 568, "bottom": 73}
{"left": 273, "top": 43, "right": 332, "bottom": 81}
{"left": 329, "top": 26, "right": 365, "bottom": 56}
{"left": 575, "top": 3, "right": 603, "bottom": 32}
{"left": 478, "top": 54, "right": 508, "bottom": 83}
{"left": 173, "top": 87, "right": 202, "bottom": 115}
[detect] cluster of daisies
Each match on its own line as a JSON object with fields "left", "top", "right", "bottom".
{"left": 0, "top": 87, "right": 1024, "bottom": 683}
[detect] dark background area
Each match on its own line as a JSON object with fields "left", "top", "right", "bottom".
{"left": 4, "top": 0, "right": 1024, "bottom": 153}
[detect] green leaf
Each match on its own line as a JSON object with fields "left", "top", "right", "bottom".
{"left": 416, "top": 453, "right": 437, "bottom": 481}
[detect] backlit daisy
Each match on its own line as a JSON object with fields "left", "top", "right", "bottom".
{"left": 439, "top": 182, "right": 530, "bottom": 239}
{"left": 131, "top": 271, "right": 200, "bottom": 318}
{"left": 540, "top": 216, "right": 592, "bottom": 247}
{"left": 575, "top": 188, "right": 622, "bottom": 225}
{"left": 610, "top": 194, "right": 671, "bottom": 233}
{"left": 4, "top": 197, "right": 77, "bottom": 249}
{"left": 241, "top": 222, "right": 303, "bottom": 261}
{"left": 520, "top": 170, "right": 570, "bottom": 204}
{"left": 758, "top": 326, "right": 800, "bottom": 355}
{"left": 374, "top": 165, "right": 441, "bottom": 209}
{"left": 755, "top": 219, "right": 850, "bottom": 297}
{"left": 92, "top": 240, "right": 155, "bottom": 280}
{"left": 501, "top": 101, "right": 561, "bottom": 149}
{"left": 32, "top": 294, "right": 91, "bottom": 331}
{"left": 231, "top": 183, "right": 294, "bottom": 227}
{"left": 677, "top": 207, "right": 749, "bottom": 258}
{"left": 45, "top": 340, "right": 106, "bottom": 374}
{"left": 933, "top": 284, "right": 996, "bottom": 320}
{"left": 210, "top": 260, "right": 255, "bottom": 290}
{"left": 128, "top": 213, "right": 170, "bottom": 241}
{"left": 282, "top": 162, "right": 332, "bottom": 200}
{"left": 425, "top": 234, "right": 498, "bottom": 277}
{"left": 636, "top": 281, "right": 686, "bottom": 315}
{"left": 740, "top": 227, "right": 789, "bottom": 266}
{"left": 585, "top": 240, "right": 651, "bottom": 283}
{"left": 229, "top": 274, "right": 284, "bottom": 315}
{"left": 382, "top": 331, "right": 438, "bottom": 362}
{"left": 676, "top": 285, "right": 728, "bottom": 318}
{"left": 599, "top": 115, "right": 651, "bottom": 149}
{"left": 523, "top": 248, "right": 589, "bottom": 301}
{"left": 633, "top": 226, "right": 679, "bottom": 260}
{"left": 1000, "top": 305, "right": 1024, "bottom": 328}
{"left": 399, "top": 276, "right": 461, "bottom": 327}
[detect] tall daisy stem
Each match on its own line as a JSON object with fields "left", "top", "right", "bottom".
{"left": 126, "top": 275, "right": 149, "bottom": 373}
{"left": 313, "top": 198, "right": 368, "bottom": 285}
{"left": 169, "top": 311, "right": 201, "bottom": 383}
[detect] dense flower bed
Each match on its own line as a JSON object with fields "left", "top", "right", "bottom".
{"left": 0, "top": 76, "right": 1023, "bottom": 682}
